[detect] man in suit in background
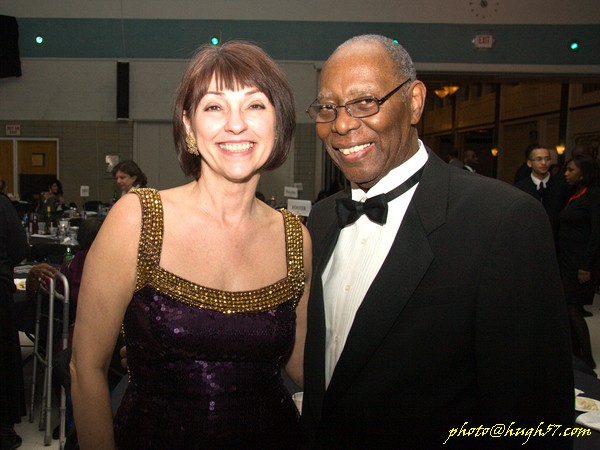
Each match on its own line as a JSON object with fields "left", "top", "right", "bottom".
{"left": 514, "top": 145, "right": 565, "bottom": 237}
{"left": 462, "top": 149, "right": 479, "bottom": 172}
{"left": 446, "top": 147, "right": 464, "bottom": 169}
{"left": 302, "top": 34, "right": 573, "bottom": 449}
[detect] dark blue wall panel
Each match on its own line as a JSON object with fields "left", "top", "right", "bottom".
{"left": 15, "top": 18, "right": 600, "bottom": 66}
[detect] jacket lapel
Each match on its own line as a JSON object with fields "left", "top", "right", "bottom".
{"left": 304, "top": 192, "right": 345, "bottom": 423}
{"left": 322, "top": 154, "right": 449, "bottom": 413}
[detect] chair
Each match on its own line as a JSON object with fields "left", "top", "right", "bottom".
{"left": 29, "top": 273, "right": 70, "bottom": 449}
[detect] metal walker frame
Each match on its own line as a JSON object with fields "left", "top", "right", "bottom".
{"left": 29, "top": 272, "right": 70, "bottom": 449}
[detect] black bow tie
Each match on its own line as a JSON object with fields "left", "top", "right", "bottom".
{"left": 335, "top": 166, "right": 425, "bottom": 228}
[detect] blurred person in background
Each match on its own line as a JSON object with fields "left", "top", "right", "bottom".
{"left": 446, "top": 148, "right": 464, "bottom": 169}
{"left": 111, "top": 160, "right": 148, "bottom": 197}
{"left": 0, "top": 189, "right": 29, "bottom": 450}
{"left": 37, "top": 178, "right": 65, "bottom": 214}
{"left": 462, "top": 149, "right": 479, "bottom": 172}
{"left": 558, "top": 154, "right": 600, "bottom": 370}
{"left": 514, "top": 145, "right": 565, "bottom": 238}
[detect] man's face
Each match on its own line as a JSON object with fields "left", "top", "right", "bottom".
{"left": 527, "top": 148, "right": 551, "bottom": 178}
{"left": 464, "top": 150, "right": 479, "bottom": 167}
{"left": 315, "top": 42, "right": 425, "bottom": 189}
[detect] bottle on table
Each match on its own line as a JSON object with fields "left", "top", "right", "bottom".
{"left": 31, "top": 213, "right": 39, "bottom": 234}
{"left": 22, "top": 214, "right": 30, "bottom": 240}
{"left": 45, "top": 206, "right": 55, "bottom": 235}
{"left": 63, "top": 245, "right": 74, "bottom": 263}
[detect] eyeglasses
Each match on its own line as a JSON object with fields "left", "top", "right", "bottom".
{"left": 305, "top": 78, "right": 411, "bottom": 123}
{"left": 530, "top": 157, "right": 552, "bottom": 163}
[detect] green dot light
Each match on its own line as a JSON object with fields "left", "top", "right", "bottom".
{"left": 569, "top": 40, "right": 580, "bottom": 51}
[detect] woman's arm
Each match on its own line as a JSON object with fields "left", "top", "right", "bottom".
{"left": 284, "top": 224, "right": 312, "bottom": 389}
{"left": 70, "top": 194, "right": 141, "bottom": 450}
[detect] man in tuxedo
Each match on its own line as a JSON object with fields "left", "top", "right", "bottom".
{"left": 462, "top": 149, "right": 479, "bottom": 172}
{"left": 301, "top": 34, "right": 573, "bottom": 449}
{"left": 514, "top": 145, "right": 565, "bottom": 236}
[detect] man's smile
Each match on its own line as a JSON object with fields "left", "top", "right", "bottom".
{"left": 336, "top": 142, "right": 372, "bottom": 156}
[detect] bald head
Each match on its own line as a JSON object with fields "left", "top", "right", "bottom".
{"left": 326, "top": 34, "right": 416, "bottom": 85}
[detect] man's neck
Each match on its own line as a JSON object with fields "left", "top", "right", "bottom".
{"left": 532, "top": 172, "right": 550, "bottom": 182}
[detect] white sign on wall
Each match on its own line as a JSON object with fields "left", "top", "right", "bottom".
{"left": 283, "top": 186, "right": 298, "bottom": 198}
{"left": 6, "top": 124, "right": 20, "bottom": 136}
{"left": 287, "top": 199, "right": 312, "bottom": 217}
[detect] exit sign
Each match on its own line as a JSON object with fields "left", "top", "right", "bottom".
{"left": 473, "top": 34, "right": 495, "bottom": 49}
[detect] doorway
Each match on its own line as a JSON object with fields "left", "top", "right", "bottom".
{"left": 0, "top": 139, "right": 59, "bottom": 210}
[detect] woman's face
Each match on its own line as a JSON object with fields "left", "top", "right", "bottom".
{"left": 183, "top": 77, "right": 277, "bottom": 183}
{"left": 114, "top": 170, "right": 137, "bottom": 192}
{"left": 49, "top": 182, "right": 59, "bottom": 194}
{"left": 564, "top": 161, "right": 582, "bottom": 186}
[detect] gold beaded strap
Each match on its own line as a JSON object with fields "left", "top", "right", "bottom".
{"left": 151, "top": 208, "right": 305, "bottom": 313}
{"left": 280, "top": 208, "right": 305, "bottom": 300}
{"left": 132, "top": 188, "right": 164, "bottom": 292}
{"left": 132, "top": 189, "right": 305, "bottom": 313}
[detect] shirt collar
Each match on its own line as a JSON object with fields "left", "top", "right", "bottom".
{"left": 351, "top": 140, "right": 429, "bottom": 201}
{"left": 530, "top": 172, "right": 550, "bottom": 187}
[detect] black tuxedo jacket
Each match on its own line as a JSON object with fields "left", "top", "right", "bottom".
{"left": 302, "top": 153, "right": 573, "bottom": 449}
{"left": 514, "top": 174, "right": 566, "bottom": 237}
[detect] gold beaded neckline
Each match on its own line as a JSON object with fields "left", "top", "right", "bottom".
{"left": 132, "top": 188, "right": 304, "bottom": 314}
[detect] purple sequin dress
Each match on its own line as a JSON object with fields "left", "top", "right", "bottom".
{"left": 113, "top": 189, "right": 305, "bottom": 449}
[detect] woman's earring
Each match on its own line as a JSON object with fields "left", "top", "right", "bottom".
{"left": 186, "top": 134, "right": 200, "bottom": 156}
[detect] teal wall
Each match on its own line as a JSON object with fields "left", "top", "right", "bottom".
{"left": 16, "top": 18, "right": 600, "bottom": 66}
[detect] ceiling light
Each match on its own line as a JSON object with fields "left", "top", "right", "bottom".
{"left": 434, "top": 85, "right": 459, "bottom": 99}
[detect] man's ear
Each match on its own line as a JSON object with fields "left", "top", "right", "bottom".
{"left": 410, "top": 81, "right": 426, "bottom": 125}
